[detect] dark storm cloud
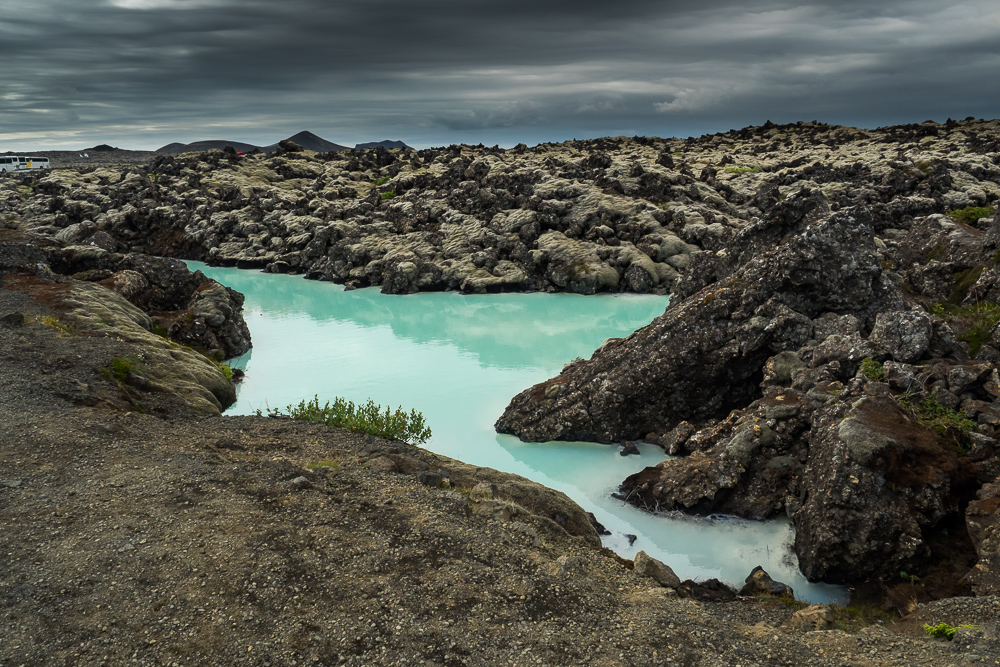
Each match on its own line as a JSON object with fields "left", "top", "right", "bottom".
{"left": 1, "top": 0, "right": 998, "bottom": 149}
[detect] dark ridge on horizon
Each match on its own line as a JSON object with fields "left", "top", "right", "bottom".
{"left": 354, "top": 140, "right": 411, "bottom": 150}
{"left": 154, "top": 131, "right": 409, "bottom": 155}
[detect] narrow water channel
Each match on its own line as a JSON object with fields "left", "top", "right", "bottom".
{"left": 190, "top": 262, "right": 845, "bottom": 603}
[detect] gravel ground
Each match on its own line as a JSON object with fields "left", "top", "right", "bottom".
{"left": 2, "top": 268, "right": 999, "bottom": 666}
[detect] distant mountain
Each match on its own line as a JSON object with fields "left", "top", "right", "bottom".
{"left": 156, "top": 131, "right": 348, "bottom": 155}
{"left": 263, "top": 131, "right": 349, "bottom": 153}
{"left": 354, "top": 140, "right": 411, "bottom": 150}
{"left": 155, "top": 142, "right": 188, "bottom": 154}
{"left": 156, "top": 139, "right": 259, "bottom": 154}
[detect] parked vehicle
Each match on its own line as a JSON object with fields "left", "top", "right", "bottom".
{"left": 0, "top": 156, "right": 50, "bottom": 172}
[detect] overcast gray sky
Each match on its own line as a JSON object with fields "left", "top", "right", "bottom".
{"left": 1, "top": 0, "right": 998, "bottom": 150}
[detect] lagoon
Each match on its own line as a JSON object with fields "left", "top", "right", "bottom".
{"left": 190, "top": 262, "right": 845, "bottom": 603}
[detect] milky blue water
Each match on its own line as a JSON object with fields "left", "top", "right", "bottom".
{"left": 190, "top": 262, "right": 845, "bottom": 603}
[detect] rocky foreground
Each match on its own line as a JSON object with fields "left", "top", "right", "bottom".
{"left": 3, "top": 119, "right": 1000, "bottom": 663}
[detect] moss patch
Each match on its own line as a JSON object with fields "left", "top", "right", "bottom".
{"left": 947, "top": 205, "right": 995, "bottom": 225}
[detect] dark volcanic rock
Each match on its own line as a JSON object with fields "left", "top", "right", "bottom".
{"left": 739, "top": 566, "right": 794, "bottom": 598}
{"left": 46, "top": 246, "right": 251, "bottom": 359}
{"left": 495, "top": 195, "right": 896, "bottom": 443}
{"left": 793, "top": 393, "right": 978, "bottom": 583}
{"left": 966, "top": 476, "right": 1000, "bottom": 595}
{"left": 499, "top": 184, "right": 1000, "bottom": 587}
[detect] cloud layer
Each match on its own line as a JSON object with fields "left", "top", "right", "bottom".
{"left": 1, "top": 0, "right": 998, "bottom": 149}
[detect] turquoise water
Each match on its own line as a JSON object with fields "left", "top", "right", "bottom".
{"left": 190, "top": 263, "right": 845, "bottom": 603}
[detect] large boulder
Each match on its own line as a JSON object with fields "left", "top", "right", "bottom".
{"left": 868, "top": 310, "right": 932, "bottom": 363}
{"left": 632, "top": 551, "right": 681, "bottom": 588}
{"left": 793, "top": 394, "right": 978, "bottom": 583}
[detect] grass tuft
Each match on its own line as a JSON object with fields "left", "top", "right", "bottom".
{"left": 30, "top": 313, "right": 74, "bottom": 334}
{"left": 900, "top": 393, "right": 977, "bottom": 443}
{"left": 931, "top": 301, "right": 1000, "bottom": 357}
{"left": 103, "top": 354, "right": 141, "bottom": 383}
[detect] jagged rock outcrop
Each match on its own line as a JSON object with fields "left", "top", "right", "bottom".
{"left": 500, "top": 187, "right": 1000, "bottom": 588}
{"left": 495, "top": 192, "right": 898, "bottom": 443}
{"left": 40, "top": 241, "right": 251, "bottom": 359}
{"left": 0, "top": 231, "right": 248, "bottom": 414}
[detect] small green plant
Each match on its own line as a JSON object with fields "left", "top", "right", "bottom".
{"left": 275, "top": 395, "right": 431, "bottom": 444}
{"left": 219, "top": 364, "right": 234, "bottom": 382}
{"left": 947, "top": 205, "right": 995, "bottom": 225}
{"left": 32, "top": 314, "right": 73, "bottom": 335}
{"left": 949, "top": 266, "right": 984, "bottom": 304}
{"left": 380, "top": 190, "right": 396, "bottom": 200}
{"left": 923, "top": 622, "right": 977, "bottom": 640}
{"left": 374, "top": 175, "right": 390, "bottom": 186}
{"left": 723, "top": 167, "right": 759, "bottom": 174}
{"left": 103, "top": 354, "right": 141, "bottom": 383}
{"left": 861, "top": 357, "right": 884, "bottom": 382}
{"left": 924, "top": 240, "right": 947, "bottom": 263}
{"left": 931, "top": 300, "right": 1000, "bottom": 357}
{"left": 900, "top": 393, "right": 977, "bottom": 439}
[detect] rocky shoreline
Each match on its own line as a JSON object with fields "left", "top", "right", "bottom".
{"left": 3, "top": 119, "right": 1000, "bottom": 663}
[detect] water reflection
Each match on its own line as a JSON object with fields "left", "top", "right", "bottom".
{"left": 198, "top": 264, "right": 668, "bottom": 370}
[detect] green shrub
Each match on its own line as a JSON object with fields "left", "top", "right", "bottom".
{"left": 901, "top": 393, "right": 977, "bottom": 439}
{"left": 947, "top": 205, "right": 995, "bottom": 225}
{"left": 276, "top": 395, "right": 431, "bottom": 444}
{"left": 861, "top": 357, "right": 883, "bottom": 381}
{"left": 103, "top": 354, "right": 141, "bottom": 383}
{"left": 219, "top": 364, "right": 234, "bottom": 382}
{"left": 380, "top": 190, "right": 396, "bottom": 200}
{"left": 923, "top": 622, "right": 977, "bottom": 640}
{"left": 374, "top": 175, "right": 390, "bottom": 186}
{"left": 37, "top": 314, "right": 73, "bottom": 334}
